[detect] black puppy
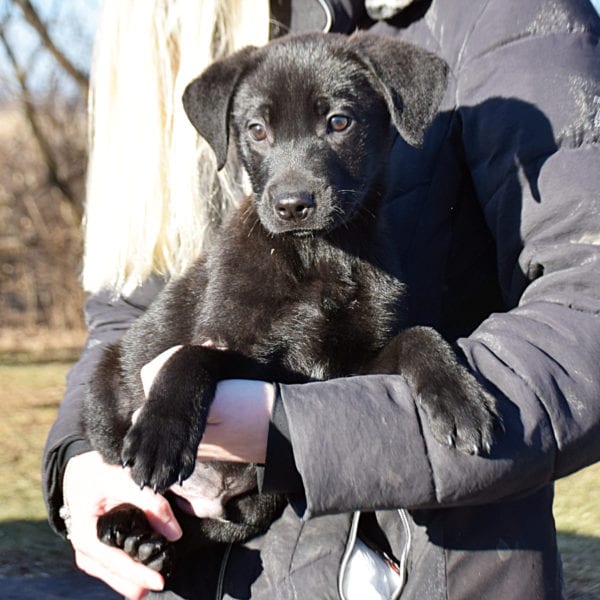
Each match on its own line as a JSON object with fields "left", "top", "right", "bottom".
{"left": 83, "top": 32, "right": 497, "bottom": 573}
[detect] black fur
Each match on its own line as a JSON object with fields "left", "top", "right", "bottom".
{"left": 83, "top": 32, "right": 497, "bottom": 574}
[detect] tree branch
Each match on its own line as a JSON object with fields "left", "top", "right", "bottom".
{"left": 0, "top": 26, "right": 83, "bottom": 221}
{"left": 11, "top": 0, "right": 89, "bottom": 96}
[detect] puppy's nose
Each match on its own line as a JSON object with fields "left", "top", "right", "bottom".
{"left": 273, "top": 192, "right": 315, "bottom": 223}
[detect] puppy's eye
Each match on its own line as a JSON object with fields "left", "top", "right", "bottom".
{"left": 248, "top": 122, "right": 267, "bottom": 142}
{"left": 328, "top": 115, "right": 352, "bottom": 133}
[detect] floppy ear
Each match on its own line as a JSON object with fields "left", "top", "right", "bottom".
{"left": 348, "top": 32, "right": 448, "bottom": 147}
{"left": 182, "top": 46, "right": 258, "bottom": 169}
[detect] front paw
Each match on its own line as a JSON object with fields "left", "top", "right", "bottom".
{"left": 98, "top": 504, "right": 174, "bottom": 576}
{"left": 121, "top": 407, "right": 199, "bottom": 491}
{"left": 418, "top": 367, "right": 499, "bottom": 455}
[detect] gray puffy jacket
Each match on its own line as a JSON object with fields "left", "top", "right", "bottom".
{"left": 43, "top": 0, "right": 600, "bottom": 598}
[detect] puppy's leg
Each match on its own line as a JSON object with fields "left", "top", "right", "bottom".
{"left": 84, "top": 343, "right": 138, "bottom": 465}
{"left": 367, "top": 327, "right": 499, "bottom": 455}
{"left": 121, "top": 344, "right": 223, "bottom": 492}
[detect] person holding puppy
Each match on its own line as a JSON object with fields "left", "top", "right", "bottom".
{"left": 43, "top": 0, "right": 600, "bottom": 599}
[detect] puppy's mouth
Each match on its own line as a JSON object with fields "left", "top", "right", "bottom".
{"left": 258, "top": 188, "right": 365, "bottom": 236}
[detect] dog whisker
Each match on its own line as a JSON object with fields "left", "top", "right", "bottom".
{"left": 247, "top": 216, "right": 260, "bottom": 238}
{"left": 239, "top": 202, "right": 254, "bottom": 225}
{"left": 357, "top": 205, "right": 377, "bottom": 220}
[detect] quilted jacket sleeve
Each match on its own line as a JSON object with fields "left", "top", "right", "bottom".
{"left": 277, "top": 0, "right": 600, "bottom": 518}
{"left": 455, "top": 0, "right": 600, "bottom": 483}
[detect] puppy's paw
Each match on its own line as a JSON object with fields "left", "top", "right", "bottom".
{"left": 98, "top": 504, "right": 174, "bottom": 576}
{"left": 121, "top": 407, "right": 198, "bottom": 491}
{"left": 418, "top": 367, "right": 499, "bottom": 455}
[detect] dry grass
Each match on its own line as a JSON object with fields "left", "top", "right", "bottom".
{"left": 0, "top": 359, "right": 76, "bottom": 575}
{"left": 555, "top": 465, "right": 600, "bottom": 599}
{"left": 0, "top": 354, "right": 598, "bottom": 595}
{"left": 0, "top": 327, "right": 86, "bottom": 364}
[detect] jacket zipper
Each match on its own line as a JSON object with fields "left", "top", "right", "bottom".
{"left": 337, "top": 510, "right": 412, "bottom": 600}
{"left": 216, "top": 508, "right": 412, "bottom": 599}
{"left": 391, "top": 509, "right": 412, "bottom": 600}
{"left": 215, "top": 543, "right": 233, "bottom": 600}
{"left": 317, "top": 0, "right": 334, "bottom": 32}
{"left": 337, "top": 511, "right": 362, "bottom": 600}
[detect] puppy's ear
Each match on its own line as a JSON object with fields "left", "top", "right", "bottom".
{"left": 348, "top": 33, "right": 448, "bottom": 147}
{"left": 182, "top": 46, "right": 258, "bottom": 169}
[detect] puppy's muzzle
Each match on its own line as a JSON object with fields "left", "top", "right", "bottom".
{"left": 273, "top": 192, "right": 316, "bottom": 224}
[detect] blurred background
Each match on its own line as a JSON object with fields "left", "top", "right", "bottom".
{"left": 0, "top": 0, "right": 96, "bottom": 352}
{"left": 0, "top": 2, "right": 118, "bottom": 597}
{"left": 0, "top": 1, "right": 598, "bottom": 598}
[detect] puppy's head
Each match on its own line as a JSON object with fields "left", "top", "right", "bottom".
{"left": 183, "top": 33, "right": 447, "bottom": 235}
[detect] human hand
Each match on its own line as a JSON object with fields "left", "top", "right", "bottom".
{"left": 62, "top": 451, "right": 182, "bottom": 600}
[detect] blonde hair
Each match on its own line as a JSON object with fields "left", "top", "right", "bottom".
{"left": 83, "top": 0, "right": 270, "bottom": 295}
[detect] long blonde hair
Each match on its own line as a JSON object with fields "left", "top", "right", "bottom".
{"left": 83, "top": 0, "right": 270, "bottom": 295}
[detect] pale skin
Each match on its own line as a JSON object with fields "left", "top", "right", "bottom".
{"left": 63, "top": 346, "right": 275, "bottom": 599}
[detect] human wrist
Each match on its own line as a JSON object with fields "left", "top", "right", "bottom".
{"left": 60, "top": 440, "right": 93, "bottom": 483}
{"left": 198, "top": 379, "right": 275, "bottom": 464}
{"left": 61, "top": 451, "right": 100, "bottom": 539}
{"left": 62, "top": 450, "right": 100, "bottom": 502}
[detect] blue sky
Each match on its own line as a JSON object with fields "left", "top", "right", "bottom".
{"left": 0, "top": 0, "right": 100, "bottom": 98}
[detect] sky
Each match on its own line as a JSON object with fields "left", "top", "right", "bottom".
{"left": 0, "top": 0, "right": 100, "bottom": 99}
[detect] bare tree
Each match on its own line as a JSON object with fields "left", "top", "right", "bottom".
{"left": 0, "top": 0, "right": 96, "bottom": 332}
{"left": 0, "top": 0, "right": 93, "bottom": 218}
{"left": 11, "top": 0, "right": 89, "bottom": 96}
{"left": 0, "top": 26, "right": 82, "bottom": 219}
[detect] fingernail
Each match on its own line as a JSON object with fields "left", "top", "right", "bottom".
{"left": 147, "top": 572, "right": 165, "bottom": 591}
{"left": 165, "top": 518, "right": 183, "bottom": 541}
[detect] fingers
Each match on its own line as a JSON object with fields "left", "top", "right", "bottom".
{"left": 105, "top": 466, "right": 183, "bottom": 541}
{"left": 69, "top": 503, "right": 164, "bottom": 599}
{"left": 201, "top": 339, "right": 228, "bottom": 350}
{"left": 134, "top": 488, "right": 183, "bottom": 541}
{"left": 63, "top": 452, "right": 182, "bottom": 597}
{"left": 139, "top": 342, "right": 226, "bottom": 400}
{"left": 74, "top": 542, "right": 164, "bottom": 600}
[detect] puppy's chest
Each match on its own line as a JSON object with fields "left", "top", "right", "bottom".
{"left": 202, "top": 262, "right": 370, "bottom": 338}
{"left": 254, "top": 261, "right": 400, "bottom": 374}
{"left": 198, "top": 246, "right": 403, "bottom": 378}
{"left": 307, "top": 264, "right": 403, "bottom": 370}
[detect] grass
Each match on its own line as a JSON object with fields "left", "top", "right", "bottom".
{"left": 0, "top": 359, "right": 77, "bottom": 576}
{"left": 0, "top": 361, "right": 70, "bottom": 521}
{"left": 555, "top": 465, "right": 600, "bottom": 598}
{"left": 0, "top": 357, "right": 599, "bottom": 597}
